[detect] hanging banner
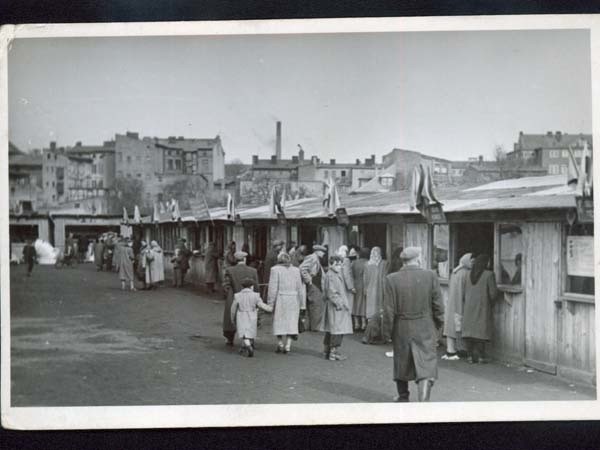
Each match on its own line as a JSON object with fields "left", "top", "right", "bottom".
{"left": 566, "top": 235, "right": 594, "bottom": 278}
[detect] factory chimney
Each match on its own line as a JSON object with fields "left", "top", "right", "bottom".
{"left": 276, "top": 121, "right": 282, "bottom": 161}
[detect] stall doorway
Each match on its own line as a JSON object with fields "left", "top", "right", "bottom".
{"left": 453, "top": 223, "right": 494, "bottom": 267}
{"left": 65, "top": 225, "right": 119, "bottom": 243}
{"left": 361, "top": 224, "right": 387, "bottom": 257}
{"left": 299, "top": 224, "right": 318, "bottom": 251}
{"left": 252, "top": 225, "right": 269, "bottom": 260}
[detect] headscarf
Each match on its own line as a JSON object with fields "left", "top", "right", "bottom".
{"left": 470, "top": 254, "right": 489, "bottom": 285}
{"left": 150, "top": 240, "right": 162, "bottom": 252}
{"left": 453, "top": 252, "right": 473, "bottom": 274}
{"left": 368, "top": 246, "right": 382, "bottom": 266}
{"left": 336, "top": 245, "right": 348, "bottom": 258}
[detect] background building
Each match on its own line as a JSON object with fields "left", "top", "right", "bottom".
{"left": 9, "top": 144, "right": 43, "bottom": 213}
{"left": 382, "top": 148, "right": 453, "bottom": 188}
{"left": 508, "top": 131, "right": 593, "bottom": 175}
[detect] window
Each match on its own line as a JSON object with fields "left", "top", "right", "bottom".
{"left": 175, "top": 159, "right": 181, "bottom": 170}
{"left": 168, "top": 159, "right": 174, "bottom": 170}
{"left": 47, "top": 153, "right": 51, "bottom": 159}
{"left": 127, "top": 155, "right": 132, "bottom": 164}
{"left": 118, "top": 153, "right": 123, "bottom": 163}
{"left": 127, "top": 173, "right": 132, "bottom": 178}
{"left": 574, "top": 150, "right": 583, "bottom": 157}
{"left": 324, "top": 170, "right": 329, "bottom": 179}
{"left": 549, "top": 150, "right": 559, "bottom": 158}
{"left": 92, "top": 165, "right": 97, "bottom": 174}
{"left": 564, "top": 223, "right": 594, "bottom": 296}
{"left": 560, "top": 165, "right": 568, "bottom": 175}
{"left": 201, "top": 159, "right": 209, "bottom": 171}
{"left": 92, "top": 180, "right": 96, "bottom": 188}
{"left": 341, "top": 170, "right": 346, "bottom": 177}
{"left": 548, "top": 164, "right": 559, "bottom": 175}
{"left": 137, "top": 173, "right": 142, "bottom": 178}
{"left": 98, "top": 180, "right": 103, "bottom": 188}
{"left": 432, "top": 224, "right": 449, "bottom": 279}
{"left": 562, "top": 150, "right": 570, "bottom": 158}
{"left": 498, "top": 224, "right": 523, "bottom": 286}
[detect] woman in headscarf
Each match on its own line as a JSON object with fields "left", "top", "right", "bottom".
{"left": 118, "top": 239, "right": 136, "bottom": 291}
{"left": 224, "top": 241, "right": 237, "bottom": 268}
{"left": 442, "top": 252, "right": 472, "bottom": 361}
{"left": 351, "top": 247, "right": 370, "bottom": 331}
{"left": 336, "top": 245, "right": 356, "bottom": 321}
{"left": 291, "top": 244, "right": 306, "bottom": 267}
{"left": 268, "top": 252, "right": 306, "bottom": 354}
{"left": 462, "top": 254, "right": 498, "bottom": 364}
{"left": 148, "top": 240, "right": 165, "bottom": 287}
{"left": 204, "top": 241, "right": 219, "bottom": 293}
{"left": 362, "top": 246, "right": 392, "bottom": 345}
{"left": 319, "top": 255, "right": 353, "bottom": 361}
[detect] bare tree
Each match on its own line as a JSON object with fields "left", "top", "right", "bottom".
{"left": 108, "top": 176, "right": 145, "bottom": 214}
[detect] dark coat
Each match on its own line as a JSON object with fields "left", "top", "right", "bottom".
{"left": 222, "top": 263, "right": 259, "bottom": 334}
{"left": 386, "top": 266, "right": 444, "bottom": 382}
{"left": 23, "top": 244, "right": 37, "bottom": 263}
{"left": 351, "top": 258, "right": 367, "bottom": 316}
{"left": 462, "top": 270, "right": 498, "bottom": 341}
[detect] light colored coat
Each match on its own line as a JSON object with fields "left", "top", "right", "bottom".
{"left": 443, "top": 266, "right": 470, "bottom": 339}
{"left": 268, "top": 264, "right": 306, "bottom": 335}
{"left": 230, "top": 288, "right": 272, "bottom": 339}
{"left": 386, "top": 266, "right": 444, "bottom": 381}
{"left": 341, "top": 257, "right": 355, "bottom": 311}
{"left": 222, "top": 263, "right": 260, "bottom": 335}
{"left": 318, "top": 270, "right": 353, "bottom": 335}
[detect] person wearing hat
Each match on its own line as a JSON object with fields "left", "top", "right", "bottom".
{"left": 222, "top": 250, "right": 260, "bottom": 346}
{"left": 263, "top": 240, "right": 285, "bottom": 291}
{"left": 299, "top": 244, "right": 327, "bottom": 332}
{"left": 385, "top": 246, "right": 444, "bottom": 402}
{"left": 176, "top": 238, "right": 192, "bottom": 286}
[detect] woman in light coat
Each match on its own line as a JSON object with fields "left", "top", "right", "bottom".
{"left": 268, "top": 252, "right": 306, "bottom": 354}
{"left": 319, "top": 255, "right": 353, "bottom": 361}
{"left": 148, "top": 240, "right": 165, "bottom": 287}
{"left": 442, "top": 253, "right": 472, "bottom": 360}
{"left": 336, "top": 245, "right": 356, "bottom": 313}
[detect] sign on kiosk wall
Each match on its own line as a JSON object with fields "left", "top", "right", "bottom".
{"left": 566, "top": 235, "right": 594, "bottom": 278}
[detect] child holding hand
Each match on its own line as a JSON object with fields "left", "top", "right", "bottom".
{"left": 230, "top": 277, "right": 273, "bottom": 357}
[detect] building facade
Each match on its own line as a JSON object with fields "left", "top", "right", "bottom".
{"left": 508, "top": 131, "right": 593, "bottom": 175}
{"left": 9, "top": 147, "right": 43, "bottom": 213}
{"left": 382, "top": 148, "right": 453, "bottom": 188}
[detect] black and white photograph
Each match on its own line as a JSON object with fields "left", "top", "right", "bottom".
{"left": 1, "top": 15, "right": 599, "bottom": 429}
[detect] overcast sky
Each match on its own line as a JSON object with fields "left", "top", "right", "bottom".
{"left": 8, "top": 29, "right": 591, "bottom": 163}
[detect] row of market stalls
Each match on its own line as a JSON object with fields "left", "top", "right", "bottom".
{"left": 9, "top": 174, "right": 595, "bottom": 386}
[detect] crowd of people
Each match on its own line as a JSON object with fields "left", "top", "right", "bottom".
{"left": 21, "top": 231, "right": 502, "bottom": 403}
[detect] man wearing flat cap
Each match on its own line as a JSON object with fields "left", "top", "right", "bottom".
{"left": 385, "top": 246, "right": 444, "bottom": 402}
{"left": 222, "top": 250, "right": 259, "bottom": 346}
{"left": 300, "top": 244, "right": 327, "bottom": 331}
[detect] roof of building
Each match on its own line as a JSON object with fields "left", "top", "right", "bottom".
{"left": 515, "top": 132, "right": 593, "bottom": 151}
{"left": 9, "top": 142, "right": 25, "bottom": 156}
{"left": 350, "top": 166, "right": 397, "bottom": 194}
{"left": 148, "top": 174, "right": 573, "bottom": 224}
{"left": 387, "top": 148, "right": 452, "bottom": 164}
{"left": 9, "top": 154, "right": 43, "bottom": 166}
{"left": 67, "top": 145, "right": 115, "bottom": 154}
{"left": 154, "top": 137, "right": 219, "bottom": 151}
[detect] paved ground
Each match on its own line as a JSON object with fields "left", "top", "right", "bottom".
{"left": 9, "top": 263, "right": 596, "bottom": 406}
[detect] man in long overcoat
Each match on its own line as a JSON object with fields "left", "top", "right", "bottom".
{"left": 300, "top": 244, "right": 327, "bottom": 331}
{"left": 222, "top": 251, "right": 260, "bottom": 346}
{"left": 385, "top": 247, "right": 444, "bottom": 402}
